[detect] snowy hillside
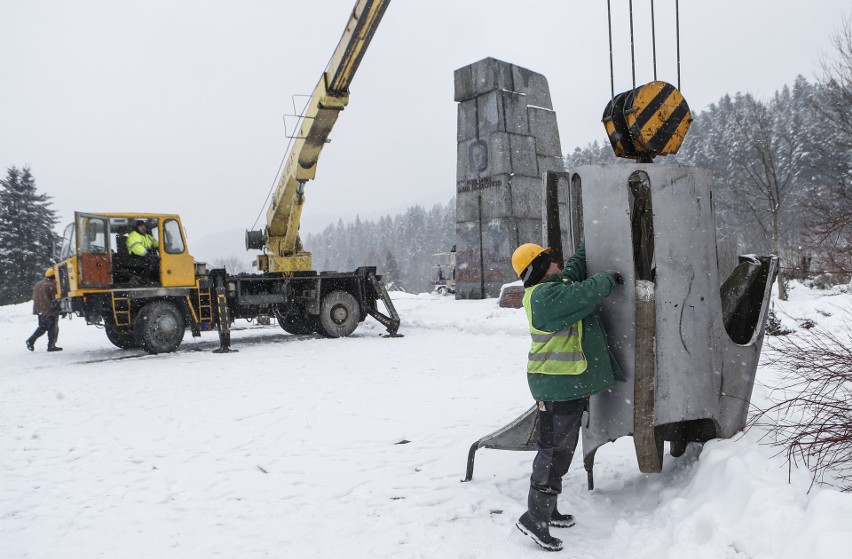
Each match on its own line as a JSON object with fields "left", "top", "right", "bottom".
{"left": 2, "top": 284, "right": 851, "bottom": 558}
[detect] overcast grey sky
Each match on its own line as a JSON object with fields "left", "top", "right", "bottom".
{"left": 1, "top": 0, "right": 848, "bottom": 245}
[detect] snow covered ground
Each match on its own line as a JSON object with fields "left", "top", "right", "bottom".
{"left": 2, "top": 283, "right": 851, "bottom": 558}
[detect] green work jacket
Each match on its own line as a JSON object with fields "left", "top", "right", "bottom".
{"left": 524, "top": 245, "right": 625, "bottom": 402}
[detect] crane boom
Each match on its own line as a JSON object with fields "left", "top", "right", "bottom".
{"left": 248, "top": 0, "right": 391, "bottom": 273}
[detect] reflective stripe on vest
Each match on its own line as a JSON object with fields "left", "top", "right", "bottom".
{"left": 522, "top": 283, "right": 587, "bottom": 375}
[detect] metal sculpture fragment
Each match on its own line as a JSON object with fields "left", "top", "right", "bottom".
{"left": 464, "top": 165, "right": 778, "bottom": 487}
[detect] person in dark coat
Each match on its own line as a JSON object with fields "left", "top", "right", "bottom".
{"left": 510, "top": 242, "right": 625, "bottom": 551}
{"left": 26, "top": 268, "right": 62, "bottom": 352}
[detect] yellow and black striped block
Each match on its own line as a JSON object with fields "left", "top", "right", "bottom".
{"left": 602, "top": 81, "right": 692, "bottom": 161}
{"left": 624, "top": 81, "right": 691, "bottom": 156}
{"left": 602, "top": 91, "right": 641, "bottom": 160}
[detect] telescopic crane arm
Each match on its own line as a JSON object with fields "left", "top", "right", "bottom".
{"left": 247, "top": 0, "right": 391, "bottom": 273}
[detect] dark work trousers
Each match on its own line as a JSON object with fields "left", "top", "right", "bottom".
{"left": 28, "top": 315, "right": 59, "bottom": 348}
{"left": 528, "top": 398, "right": 587, "bottom": 520}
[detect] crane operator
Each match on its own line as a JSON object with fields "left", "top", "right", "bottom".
{"left": 127, "top": 220, "right": 159, "bottom": 281}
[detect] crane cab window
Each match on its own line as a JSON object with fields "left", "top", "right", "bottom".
{"left": 110, "top": 218, "right": 159, "bottom": 255}
{"left": 163, "top": 219, "right": 185, "bottom": 254}
{"left": 106, "top": 217, "right": 161, "bottom": 285}
{"left": 81, "top": 217, "right": 108, "bottom": 254}
{"left": 75, "top": 214, "right": 112, "bottom": 286}
{"left": 59, "top": 223, "right": 76, "bottom": 260}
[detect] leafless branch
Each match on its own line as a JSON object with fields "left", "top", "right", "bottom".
{"left": 749, "top": 325, "right": 852, "bottom": 491}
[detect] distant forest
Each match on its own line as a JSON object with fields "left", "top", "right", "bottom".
{"left": 304, "top": 203, "right": 456, "bottom": 293}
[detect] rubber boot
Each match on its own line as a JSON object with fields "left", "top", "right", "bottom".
{"left": 550, "top": 507, "right": 575, "bottom": 528}
{"left": 516, "top": 489, "right": 562, "bottom": 551}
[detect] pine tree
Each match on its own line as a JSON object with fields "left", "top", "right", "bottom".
{"left": 0, "top": 167, "right": 59, "bottom": 305}
{"left": 803, "top": 17, "right": 852, "bottom": 274}
{"left": 303, "top": 200, "right": 457, "bottom": 293}
{"left": 564, "top": 140, "right": 620, "bottom": 167}
{"left": 382, "top": 250, "right": 401, "bottom": 291}
{"left": 675, "top": 88, "right": 812, "bottom": 300}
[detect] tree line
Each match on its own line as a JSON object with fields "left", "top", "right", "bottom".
{"left": 304, "top": 202, "right": 456, "bottom": 293}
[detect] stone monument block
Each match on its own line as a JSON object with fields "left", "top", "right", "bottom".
{"left": 516, "top": 218, "right": 542, "bottom": 248}
{"left": 511, "top": 65, "right": 553, "bottom": 110}
{"left": 537, "top": 155, "right": 566, "bottom": 177}
{"left": 528, "top": 107, "right": 563, "bottom": 157}
{"left": 456, "top": 179, "right": 509, "bottom": 224}
{"left": 457, "top": 99, "right": 478, "bottom": 142}
{"left": 455, "top": 58, "right": 564, "bottom": 299}
{"left": 454, "top": 57, "right": 515, "bottom": 102}
{"left": 508, "top": 134, "right": 539, "bottom": 177}
{"left": 455, "top": 190, "right": 480, "bottom": 224}
{"left": 456, "top": 136, "right": 498, "bottom": 181}
{"left": 509, "top": 176, "right": 544, "bottom": 219}
{"left": 498, "top": 285, "right": 525, "bottom": 309}
{"left": 454, "top": 220, "right": 483, "bottom": 300}
{"left": 477, "top": 177, "right": 513, "bottom": 220}
{"left": 455, "top": 219, "right": 515, "bottom": 299}
{"left": 477, "top": 90, "right": 530, "bottom": 136}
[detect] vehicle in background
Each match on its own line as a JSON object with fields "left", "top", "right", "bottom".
{"left": 431, "top": 247, "right": 457, "bottom": 295}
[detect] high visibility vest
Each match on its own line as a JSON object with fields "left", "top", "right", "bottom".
{"left": 522, "top": 283, "right": 588, "bottom": 375}
{"left": 127, "top": 231, "right": 157, "bottom": 256}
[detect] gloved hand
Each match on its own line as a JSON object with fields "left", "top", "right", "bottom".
{"left": 606, "top": 270, "right": 624, "bottom": 285}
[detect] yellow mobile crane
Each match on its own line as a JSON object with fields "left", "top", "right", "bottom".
{"left": 246, "top": 0, "right": 391, "bottom": 273}
{"left": 50, "top": 0, "right": 399, "bottom": 354}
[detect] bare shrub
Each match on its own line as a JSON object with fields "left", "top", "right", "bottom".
{"left": 750, "top": 326, "right": 852, "bottom": 491}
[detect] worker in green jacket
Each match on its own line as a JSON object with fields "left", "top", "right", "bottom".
{"left": 126, "top": 220, "right": 160, "bottom": 282}
{"left": 511, "top": 242, "right": 624, "bottom": 552}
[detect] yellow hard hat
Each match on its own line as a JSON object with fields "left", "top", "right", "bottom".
{"left": 511, "top": 243, "right": 551, "bottom": 277}
{"left": 44, "top": 268, "right": 55, "bottom": 278}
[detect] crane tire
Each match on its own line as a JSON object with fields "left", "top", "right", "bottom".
{"left": 277, "top": 313, "right": 318, "bottom": 335}
{"left": 105, "top": 324, "right": 140, "bottom": 349}
{"left": 316, "top": 291, "right": 360, "bottom": 338}
{"left": 134, "top": 300, "right": 185, "bottom": 354}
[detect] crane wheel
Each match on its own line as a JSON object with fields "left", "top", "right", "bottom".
{"left": 316, "top": 291, "right": 360, "bottom": 338}
{"left": 105, "top": 324, "right": 140, "bottom": 349}
{"left": 133, "top": 300, "right": 185, "bottom": 354}
{"left": 277, "top": 313, "right": 318, "bottom": 335}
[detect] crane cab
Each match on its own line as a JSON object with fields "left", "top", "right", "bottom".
{"left": 55, "top": 212, "right": 197, "bottom": 299}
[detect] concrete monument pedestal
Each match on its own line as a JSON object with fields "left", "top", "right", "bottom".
{"left": 454, "top": 58, "right": 565, "bottom": 299}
